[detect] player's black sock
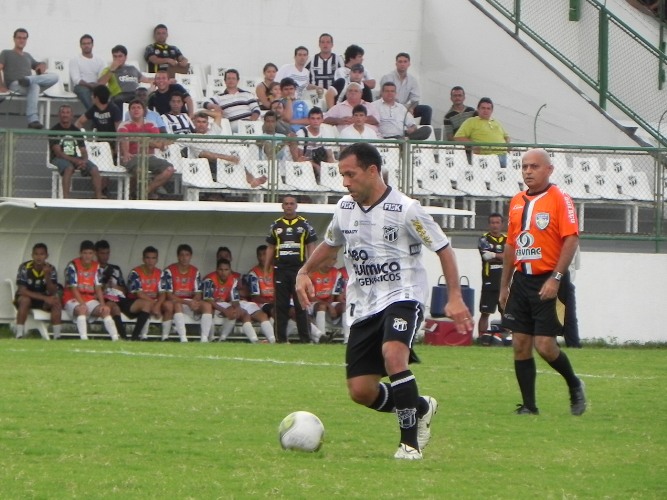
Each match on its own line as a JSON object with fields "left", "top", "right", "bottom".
{"left": 369, "top": 382, "right": 395, "bottom": 412}
{"left": 515, "top": 358, "right": 537, "bottom": 410}
{"left": 389, "top": 370, "right": 419, "bottom": 450}
{"left": 132, "top": 312, "right": 150, "bottom": 340}
{"left": 548, "top": 351, "right": 580, "bottom": 388}
{"left": 113, "top": 315, "right": 126, "bottom": 339}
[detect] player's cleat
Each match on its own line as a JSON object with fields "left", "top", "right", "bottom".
{"left": 515, "top": 404, "right": 539, "bottom": 415}
{"left": 417, "top": 396, "right": 438, "bottom": 450}
{"left": 569, "top": 380, "right": 587, "bottom": 416}
{"left": 394, "top": 443, "right": 423, "bottom": 460}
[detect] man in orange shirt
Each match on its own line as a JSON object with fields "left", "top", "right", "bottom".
{"left": 126, "top": 246, "right": 166, "bottom": 341}
{"left": 162, "top": 244, "right": 208, "bottom": 342}
{"left": 499, "top": 148, "right": 586, "bottom": 416}
{"left": 63, "top": 240, "right": 119, "bottom": 341}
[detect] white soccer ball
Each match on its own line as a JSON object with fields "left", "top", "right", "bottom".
{"left": 278, "top": 411, "right": 325, "bottom": 452}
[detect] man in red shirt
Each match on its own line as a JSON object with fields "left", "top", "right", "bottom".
{"left": 117, "top": 99, "right": 174, "bottom": 199}
{"left": 499, "top": 148, "right": 586, "bottom": 417}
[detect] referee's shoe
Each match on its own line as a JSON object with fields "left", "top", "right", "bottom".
{"left": 570, "top": 380, "right": 587, "bottom": 416}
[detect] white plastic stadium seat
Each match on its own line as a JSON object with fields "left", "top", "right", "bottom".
{"left": 318, "top": 161, "right": 346, "bottom": 193}
{"left": 234, "top": 119, "right": 264, "bottom": 136}
{"left": 43, "top": 58, "right": 76, "bottom": 98}
{"left": 181, "top": 158, "right": 227, "bottom": 201}
{"left": 175, "top": 73, "right": 205, "bottom": 107}
{"left": 85, "top": 141, "right": 131, "bottom": 200}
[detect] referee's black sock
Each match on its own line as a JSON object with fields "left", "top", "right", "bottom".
{"left": 369, "top": 382, "right": 395, "bottom": 412}
{"left": 389, "top": 370, "right": 419, "bottom": 450}
{"left": 515, "top": 358, "right": 537, "bottom": 411}
{"left": 548, "top": 351, "right": 580, "bottom": 389}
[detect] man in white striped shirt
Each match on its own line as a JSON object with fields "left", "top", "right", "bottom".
{"left": 203, "top": 69, "right": 260, "bottom": 133}
{"left": 296, "top": 143, "right": 472, "bottom": 460}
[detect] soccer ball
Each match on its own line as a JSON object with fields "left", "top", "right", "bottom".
{"left": 278, "top": 411, "right": 325, "bottom": 452}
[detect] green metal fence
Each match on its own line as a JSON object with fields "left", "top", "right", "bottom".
{"left": 0, "top": 128, "right": 665, "bottom": 243}
{"left": 482, "top": 0, "right": 667, "bottom": 146}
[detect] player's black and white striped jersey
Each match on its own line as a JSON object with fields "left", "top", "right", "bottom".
{"left": 324, "top": 187, "right": 449, "bottom": 324}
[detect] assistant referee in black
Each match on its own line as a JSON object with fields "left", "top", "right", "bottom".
{"left": 264, "top": 195, "right": 318, "bottom": 343}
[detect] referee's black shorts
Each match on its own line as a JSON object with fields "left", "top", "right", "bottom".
{"left": 501, "top": 271, "right": 562, "bottom": 336}
{"left": 346, "top": 300, "right": 422, "bottom": 379}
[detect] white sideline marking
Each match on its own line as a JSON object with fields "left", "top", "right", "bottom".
{"left": 4, "top": 348, "right": 659, "bottom": 379}
{"left": 69, "top": 348, "right": 347, "bottom": 368}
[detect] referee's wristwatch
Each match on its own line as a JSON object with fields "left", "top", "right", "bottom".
{"left": 551, "top": 271, "right": 563, "bottom": 282}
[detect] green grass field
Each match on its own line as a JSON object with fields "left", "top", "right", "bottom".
{"left": 1, "top": 338, "right": 665, "bottom": 499}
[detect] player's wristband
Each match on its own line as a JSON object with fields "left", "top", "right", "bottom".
{"left": 552, "top": 271, "right": 563, "bottom": 282}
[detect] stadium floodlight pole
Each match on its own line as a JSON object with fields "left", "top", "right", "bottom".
{"left": 533, "top": 103, "right": 547, "bottom": 144}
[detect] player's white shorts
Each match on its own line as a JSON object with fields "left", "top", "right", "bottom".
{"left": 239, "top": 300, "right": 260, "bottom": 316}
{"left": 64, "top": 299, "right": 101, "bottom": 320}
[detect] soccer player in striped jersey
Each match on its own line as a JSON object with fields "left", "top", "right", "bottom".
{"left": 296, "top": 143, "right": 472, "bottom": 460}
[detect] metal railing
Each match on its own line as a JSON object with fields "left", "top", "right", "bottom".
{"left": 0, "top": 127, "right": 665, "bottom": 242}
{"left": 481, "top": 0, "right": 667, "bottom": 146}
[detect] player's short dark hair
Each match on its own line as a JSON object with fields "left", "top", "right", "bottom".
{"left": 111, "top": 45, "right": 127, "bottom": 56}
{"left": 217, "top": 246, "right": 231, "bottom": 258}
{"left": 263, "top": 110, "right": 277, "bottom": 120}
{"left": 280, "top": 77, "right": 297, "bottom": 89}
{"left": 170, "top": 91, "right": 184, "bottom": 101}
{"left": 13, "top": 28, "right": 28, "bottom": 39}
{"left": 154, "top": 24, "right": 168, "bottom": 33}
{"left": 308, "top": 107, "right": 323, "bottom": 118}
{"left": 381, "top": 81, "right": 397, "bottom": 91}
{"left": 319, "top": 33, "right": 333, "bottom": 43}
{"left": 92, "top": 85, "right": 110, "bottom": 104}
{"left": 344, "top": 45, "right": 364, "bottom": 63}
{"left": 94, "top": 240, "right": 110, "bottom": 251}
{"left": 216, "top": 258, "right": 231, "bottom": 268}
{"left": 224, "top": 69, "right": 239, "bottom": 80}
{"left": 396, "top": 52, "right": 410, "bottom": 61}
{"left": 80, "top": 34, "right": 94, "bottom": 44}
{"left": 488, "top": 212, "right": 504, "bottom": 222}
{"left": 294, "top": 46, "right": 309, "bottom": 56}
{"left": 143, "top": 246, "right": 158, "bottom": 258}
{"left": 451, "top": 86, "right": 465, "bottom": 93}
{"left": 352, "top": 104, "right": 367, "bottom": 115}
{"left": 32, "top": 243, "right": 48, "bottom": 252}
{"left": 339, "top": 143, "right": 382, "bottom": 174}
{"left": 256, "top": 244, "right": 268, "bottom": 254}
{"left": 177, "top": 244, "right": 193, "bottom": 255}
{"left": 478, "top": 97, "right": 494, "bottom": 108}
{"left": 80, "top": 240, "right": 95, "bottom": 252}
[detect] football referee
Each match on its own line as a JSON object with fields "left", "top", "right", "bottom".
{"left": 265, "top": 196, "right": 317, "bottom": 343}
{"left": 499, "top": 148, "right": 586, "bottom": 416}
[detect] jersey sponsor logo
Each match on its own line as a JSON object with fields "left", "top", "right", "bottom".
{"left": 383, "top": 225, "right": 398, "bottom": 242}
{"left": 342, "top": 229, "right": 358, "bottom": 234}
{"left": 341, "top": 201, "right": 356, "bottom": 209}
{"left": 118, "top": 75, "right": 139, "bottom": 83}
{"left": 275, "top": 228, "right": 283, "bottom": 235}
{"left": 286, "top": 227, "right": 293, "bottom": 235}
{"left": 383, "top": 203, "right": 403, "bottom": 212}
{"left": 393, "top": 317, "right": 408, "bottom": 332}
{"left": 410, "top": 218, "right": 432, "bottom": 245}
{"left": 535, "top": 213, "right": 550, "bottom": 230}
{"left": 515, "top": 231, "right": 542, "bottom": 260}
{"left": 512, "top": 204, "right": 523, "bottom": 211}
{"left": 409, "top": 243, "right": 421, "bottom": 255}
{"left": 565, "top": 194, "right": 576, "bottom": 224}
{"left": 296, "top": 227, "right": 304, "bottom": 234}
